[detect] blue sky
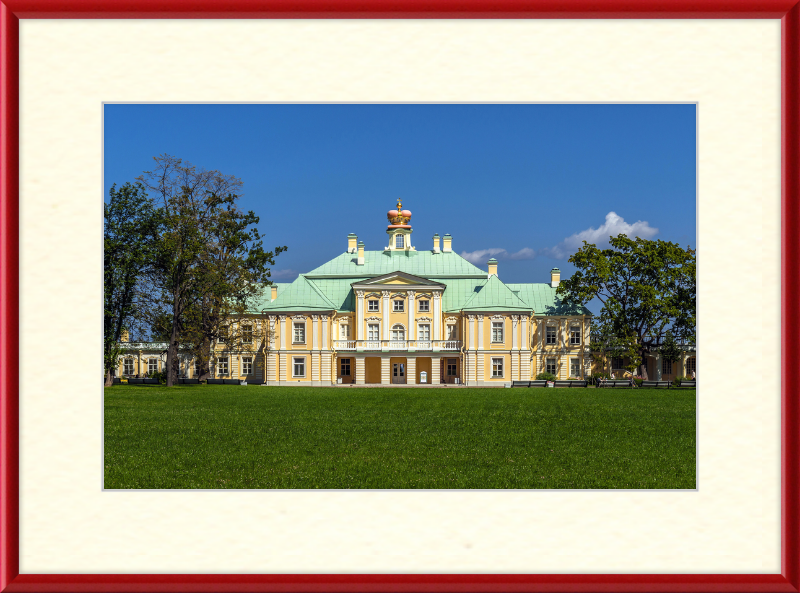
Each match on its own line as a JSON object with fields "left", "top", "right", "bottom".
{"left": 104, "top": 104, "right": 696, "bottom": 286}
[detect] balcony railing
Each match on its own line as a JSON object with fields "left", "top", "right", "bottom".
{"left": 333, "top": 340, "right": 461, "bottom": 351}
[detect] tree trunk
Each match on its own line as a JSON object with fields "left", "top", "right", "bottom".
{"left": 166, "top": 308, "right": 181, "bottom": 387}
{"left": 104, "top": 368, "right": 114, "bottom": 387}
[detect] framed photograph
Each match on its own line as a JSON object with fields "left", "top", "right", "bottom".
{"left": 1, "top": 1, "right": 797, "bottom": 592}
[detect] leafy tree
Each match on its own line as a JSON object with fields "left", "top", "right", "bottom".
{"left": 103, "top": 182, "right": 162, "bottom": 386}
{"left": 138, "top": 154, "right": 286, "bottom": 386}
{"left": 557, "top": 234, "right": 695, "bottom": 379}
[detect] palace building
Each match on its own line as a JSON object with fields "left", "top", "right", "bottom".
{"left": 117, "top": 201, "right": 603, "bottom": 385}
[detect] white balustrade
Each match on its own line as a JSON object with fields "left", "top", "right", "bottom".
{"left": 364, "top": 341, "right": 381, "bottom": 350}
{"left": 334, "top": 340, "right": 356, "bottom": 350}
{"left": 389, "top": 340, "right": 407, "bottom": 351}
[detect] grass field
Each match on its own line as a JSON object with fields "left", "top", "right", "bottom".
{"left": 104, "top": 385, "right": 696, "bottom": 489}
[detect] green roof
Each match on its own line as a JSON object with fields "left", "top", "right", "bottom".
{"left": 460, "top": 274, "right": 533, "bottom": 312}
{"left": 305, "top": 250, "right": 486, "bottom": 278}
{"left": 505, "top": 283, "right": 592, "bottom": 316}
{"left": 260, "top": 276, "right": 337, "bottom": 312}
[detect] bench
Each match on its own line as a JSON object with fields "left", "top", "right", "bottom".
{"left": 511, "top": 380, "right": 549, "bottom": 388}
{"left": 678, "top": 380, "right": 697, "bottom": 388}
{"left": 224, "top": 378, "right": 241, "bottom": 385}
{"left": 127, "top": 378, "right": 159, "bottom": 385}
{"left": 206, "top": 378, "right": 224, "bottom": 384}
{"left": 597, "top": 379, "right": 635, "bottom": 388}
{"left": 178, "top": 378, "right": 200, "bottom": 384}
{"left": 641, "top": 380, "right": 672, "bottom": 388}
{"left": 553, "top": 380, "right": 588, "bottom": 388}
{"left": 112, "top": 377, "right": 121, "bottom": 385}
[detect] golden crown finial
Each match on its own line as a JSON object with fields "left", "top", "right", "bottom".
{"left": 397, "top": 198, "right": 402, "bottom": 210}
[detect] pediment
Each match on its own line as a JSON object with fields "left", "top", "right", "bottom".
{"left": 352, "top": 271, "right": 445, "bottom": 288}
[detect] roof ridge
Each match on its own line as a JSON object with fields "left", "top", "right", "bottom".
{"left": 303, "top": 276, "right": 338, "bottom": 309}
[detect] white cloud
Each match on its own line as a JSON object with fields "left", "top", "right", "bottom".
{"left": 271, "top": 268, "right": 299, "bottom": 280}
{"left": 460, "top": 212, "right": 658, "bottom": 265}
{"left": 541, "top": 212, "right": 658, "bottom": 260}
{"left": 460, "top": 247, "right": 537, "bottom": 265}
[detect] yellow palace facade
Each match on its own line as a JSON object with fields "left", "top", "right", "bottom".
{"left": 118, "top": 201, "right": 595, "bottom": 385}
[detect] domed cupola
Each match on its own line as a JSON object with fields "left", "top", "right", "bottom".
{"left": 385, "top": 198, "right": 415, "bottom": 252}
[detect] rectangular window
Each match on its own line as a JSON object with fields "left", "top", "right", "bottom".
{"left": 546, "top": 359, "right": 556, "bottom": 375}
{"left": 418, "top": 324, "right": 430, "bottom": 340}
{"left": 491, "top": 357, "right": 504, "bottom": 378}
{"left": 491, "top": 321, "right": 504, "bottom": 343}
{"left": 341, "top": 358, "right": 351, "bottom": 376}
{"left": 570, "top": 327, "right": 581, "bottom": 345}
{"left": 687, "top": 358, "right": 696, "bottom": 373}
{"left": 418, "top": 300, "right": 429, "bottom": 312}
{"left": 242, "top": 324, "right": 253, "bottom": 344}
{"left": 293, "top": 322, "right": 305, "bottom": 343}
{"left": 395, "top": 234, "right": 404, "bottom": 248}
{"left": 570, "top": 358, "right": 581, "bottom": 377}
{"left": 242, "top": 357, "right": 253, "bottom": 375}
{"left": 123, "top": 358, "right": 134, "bottom": 375}
{"left": 446, "top": 324, "right": 457, "bottom": 340}
{"left": 393, "top": 300, "right": 404, "bottom": 312}
{"left": 368, "top": 324, "right": 380, "bottom": 341}
{"left": 368, "top": 300, "right": 379, "bottom": 312}
{"left": 340, "top": 325, "right": 350, "bottom": 340}
{"left": 611, "top": 357, "right": 624, "bottom": 370}
{"left": 218, "top": 326, "right": 228, "bottom": 343}
{"left": 546, "top": 326, "right": 557, "bottom": 345}
{"left": 293, "top": 357, "right": 305, "bottom": 377}
{"left": 447, "top": 359, "right": 457, "bottom": 376}
{"left": 194, "top": 359, "right": 200, "bottom": 377}
{"left": 148, "top": 358, "right": 158, "bottom": 374}
{"left": 218, "top": 357, "right": 229, "bottom": 376}
{"left": 662, "top": 359, "right": 673, "bottom": 375}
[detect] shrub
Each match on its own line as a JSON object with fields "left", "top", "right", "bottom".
{"left": 536, "top": 372, "right": 556, "bottom": 382}
{"left": 633, "top": 378, "right": 643, "bottom": 387}
{"left": 673, "top": 375, "right": 688, "bottom": 387}
{"left": 148, "top": 370, "right": 167, "bottom": 384}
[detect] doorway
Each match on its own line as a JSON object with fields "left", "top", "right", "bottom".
{"left": 392, "top": 362, "right": 406, "bottom": 384}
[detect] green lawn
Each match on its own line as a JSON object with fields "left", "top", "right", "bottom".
{"left": 104, "top": 385, "right": 696, "bottom": 489}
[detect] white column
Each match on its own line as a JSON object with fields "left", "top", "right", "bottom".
{"left": 521, "top": 315, "right": 528, "bottom": 351}
{"left": 355, "top": 356, "right": 365, "bottom": 385}
{"left": 433, "top": 292, "right": 441, "bottom": 340}
{"left": 381, "top": 356, "right": 391, "bottom": 384}
{"left": 560, "top": 318, "right": 566, "bottom": 350}
{"left": 477, "top": 314, "right": 484, "bottom": 350}
{"left": 431, "top": 356, "right": 441, "bottom": 384}
{"left": 382, "top": 290, "right": 391, "bottom": 341}
{"left": 538, "top": 318, "right": 543, "bottom": 350}
{"left": 312, "top": 315, "right": 319, "bottom": 350}
{"left": 356, "top": 291, "right": 364, "bottom": 341}
{"left": 656, "top": 354, "right": 662, "bottom": 380}
{"left": 280, "top": 315, "right": 287, "bottom": 350}
{"left": 321, "top": 315, "right": 330, "bottom": 383}
{"left": 511, "top": 315, "right": 519, "bottom": 350}
{"left": 279, "top": 315, "right": 287, "bottom": 384}
{"left": 407, "top": 291, "right": 415, "bottom": 341}
{"left": 406, "top": 357, "right": 417, "bottom": 384}
{"left": 468, "top": 315, "right": 475, "bottom": 350}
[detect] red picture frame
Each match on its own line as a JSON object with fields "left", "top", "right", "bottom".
{"left": 1, "top": 2, "right": 798, "bottom": 592}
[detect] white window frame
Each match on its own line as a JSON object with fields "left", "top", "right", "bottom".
{"left": 340, "top": 324, "right": 351, "bottom": 340}
{"left": 391, "top": 324, "right": 406, "bottom": 341}
{"left": 368, "top": 299, "right": 379, "bottom": 312}
{"left": 367, "top": 324, "right": 380, "bottom": 341}
{"left": 293, "top": 321, "right": 306, "bottom": 344}
{"left": 395, "top": 234, "right": 404, "bottom": 248}
{"left": 491, "top": 321, "right": 504, "bottom": 343}
{"left": 242, "top": 324, "right": 253, "bottom": 344}
{"left": 417, "top": 324, "right": 431, "bottom": 341}
{"left": 393, "top": 299, "right": 404, "bottom": 312}
{"left": 218, "top": 326, "right": 228, "bottom": 344}
{"left": 242, "top": 356, "right": 253, "bottom": 375}
{"left": 570, "top": 358, "right": 581, "bottom": 377}
{"left": 570, "top": 326, "right": 581, "bottom": 345}
{"left": 491, "top": 357, "right": 504, "bottom": 378}
{"left": 546, "top": 358, "right": 557, "bottom": 375}
{"left": 194, "top": 359, "right": 200, "bottom": 377}
{"left": 662, "top": 358, "right": 673, "bottom": 375}
{"left": 340, "top": 358, "right": 351, "bottom": 376}
{"left": 123, "top": 358, "right": 135, "bottom": 375}
{"left": 218, "top": 356, "right": 229, "bottom": 376}
{"left": 292, "top": 357, "right": 306, "bottom": 378}
{"left": 418, "top": 299, "right": 430, "bottom": 312}
{"left": 545, "top": 325, "right": 557, "bottom": 345}
{"left": 446, "top": 324, "right": 457, "bottom": 340}
{"left": 148, "top": 358, "right": 158, "bottom": 374}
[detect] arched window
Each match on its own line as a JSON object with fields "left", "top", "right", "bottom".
{"left": 391, "top": 324, "right": 405, "bottom": 341}
{"left": 395, "top": 234, "right": 404, "bottom": 248}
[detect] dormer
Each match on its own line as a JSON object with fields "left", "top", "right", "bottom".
{"left": 385, "top": 198, "right": 415, "bottom": 252}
